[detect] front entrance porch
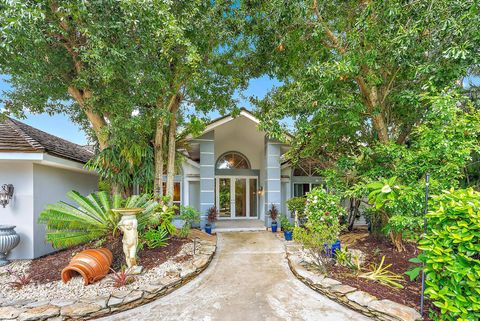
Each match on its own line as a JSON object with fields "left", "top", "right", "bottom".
{"left": 213, "top": 219, "right": 265, "bottom": 232}
{"left": 216, "top": 176, "right": 258, "bottom": 219}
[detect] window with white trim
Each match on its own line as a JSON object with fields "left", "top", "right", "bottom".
{"left": 162, "top": 182, "right": 181, "bottom": 213}
{"left": 293, "top": 183, "right": 322, "bottom": 197}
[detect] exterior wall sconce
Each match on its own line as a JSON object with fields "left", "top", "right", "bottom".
{"left": 258, "top": 186, "right": 264, "bottom": 196}
{"left": 0, "top": 184, "right": 14, "bottom": 208}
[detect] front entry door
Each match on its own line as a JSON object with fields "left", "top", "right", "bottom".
{"left": 216, "top": 177, "right": 258, "bottom": 219}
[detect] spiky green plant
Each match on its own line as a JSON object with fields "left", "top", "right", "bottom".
{"left": 38, "top": 191, "right": 158, "bottom": 248}
{"left": 359, "top": 256, "right": 404, "bottom": 289}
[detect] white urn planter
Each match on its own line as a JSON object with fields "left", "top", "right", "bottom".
{"left": 0, "top": 225, "right": 20, "bottom": 266}
{"left": 112, "top": 208, "right": 144, "bottom": 274}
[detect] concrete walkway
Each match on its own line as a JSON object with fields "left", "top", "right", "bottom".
{"left": 99, "top": 232, "right": 371, "bottom": 321}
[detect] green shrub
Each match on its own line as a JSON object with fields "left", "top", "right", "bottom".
{"left": 279, "top": 214, "right": 293, "bottom": 232}
{"left": 142, "top": 226, "right": 169, "bottom": 249}
{"left": 293, "top": 219, "right": 341, "bottom": 273}
{"left": 305, "top": 188, "right": 346, "bottom": 225}
{"left": 334, "top": 247, "right": 361, "bottom": 272}
{"left": 286, "top": 197, "right": 306, "bottom": 217}
{"left": 157, "top": 202, "right": 177, "bottom": 235}
{"left": 178, "top": 206, "right": 201, "bottom": 237}
{"left": 38, "top": 191, "right": 158, "bottom": 248}
{"left": 419, "top": 188, "right": 480, "bottom": 321}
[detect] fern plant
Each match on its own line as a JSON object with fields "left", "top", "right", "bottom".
{"left": 142, "top": 226, "right": 169, "bottom": 249}
{"left": 38, "top": 191, "right": 157, "bottom": 248}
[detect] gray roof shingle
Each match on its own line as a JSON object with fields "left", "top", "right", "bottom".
{"left": 0, "top": 117, "right": 94, "bottom": 164}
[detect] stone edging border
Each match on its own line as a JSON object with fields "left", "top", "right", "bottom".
{"left": 0, "top": 237, "right": 216, "bottom": 321}
{"left": 284, "top": 242, "right": 422, "bottom": 321}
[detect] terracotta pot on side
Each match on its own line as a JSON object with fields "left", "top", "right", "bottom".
{"left": 61, "top": 248, "right": 113, "bottom": 285}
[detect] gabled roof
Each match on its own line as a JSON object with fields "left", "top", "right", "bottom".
{"left": 0, "top": 117, "right": 94, "bottom": 164}
{"left": 187, "top": 108, "right": 293, "bottom": 141}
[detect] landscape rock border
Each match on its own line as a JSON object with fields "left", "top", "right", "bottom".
{"left": 283, "top": 241, "right": 422, "bottom": 321}
{"left": 0, "top": 234, "right": 216, "bottom": 321}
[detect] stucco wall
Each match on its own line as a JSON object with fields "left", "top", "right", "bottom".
{"left": 213, "top": 116, "right": 267, "bottom": 219}
{"left": 0, "top": 162, "right": 35, "bottom": 259}
{"left": 33, "top": 164, "right": 98, "bottom": 258}
{"left": 213, "top": 117, "right": 265, "bottom": 169}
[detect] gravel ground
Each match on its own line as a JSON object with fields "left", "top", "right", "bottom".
{"left": 0, "top": 242, "right": 195, "bottom": 303}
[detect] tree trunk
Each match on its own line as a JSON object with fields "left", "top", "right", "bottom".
{"left": 367, "top": 86, "right": 389, "bottom": 144}
{"left": 153, "top": 117, "right": 165, "bottom": 202}
{"left": 67, "top": 86, "right": 109, "bottom": 150}
{"left": 166, "top": 106, "right": 178, "bottom": 205}
{"left": 372, "top": 113, "right": 389, "bottom": 143}
{"left": 355, "top": 77, "right": 390, "bottom": 144}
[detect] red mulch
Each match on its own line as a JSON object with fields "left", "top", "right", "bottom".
{"left": 330, "top": 231, "right": 436, "bottom": 320}
{"left": 27, "top": 236, "right": 189, "bottom": 284}
{"left": 138, "top": 237, "right": 189, "bottom": 269}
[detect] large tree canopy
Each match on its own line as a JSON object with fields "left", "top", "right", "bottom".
{"left": 0, "top": 0, "right": 247, "bottom": 197}
{"left": 243, "top": 0, "right": 479, "bottom": 158}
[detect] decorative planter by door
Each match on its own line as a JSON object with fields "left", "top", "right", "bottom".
{"left": 284, "top": 230, "right": 293, "bottom": 241}
{"left": 271, "top": 221, "right": 278, "bottom": 233}
{"left": 61, "top": 248, "right": 113, "bottom": 285}
{"left": 205, "top": 224, "right": 212, "bottom": 235}
{"left": 0, "top": 225, "right": 20, "bottom": 266}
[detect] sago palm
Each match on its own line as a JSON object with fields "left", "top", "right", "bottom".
{"left": 38, "top": 191, "right": 158, "bottom": 248}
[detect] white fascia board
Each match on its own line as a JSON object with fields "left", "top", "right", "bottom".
{"left": 0, "top": 152, "right": 96, "bottom": 175}
{"left": 281, "top": 162, "right": 292, "bottom": 169}
{"left": 0, "top": 152, "right": 44, "bottom": 161}
{"left": 186, "top": 112, "right": 261, "bottom": 140}
{"left": 40, "top": 154, "right": 97, "bottom": 175}
{"left": 184, "top": 158, "right": 200, "bottom": 169}
{"left": 239, "top": 110, "right": 261, "bottom": 124}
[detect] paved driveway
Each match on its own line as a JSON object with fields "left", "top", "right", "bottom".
{"left": 99, "top": 232, "right": 371, "bottom": 321}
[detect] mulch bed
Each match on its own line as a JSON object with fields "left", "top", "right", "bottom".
{"left": 139, "top": 237, "right": 189, "bottom": 269}
{"left": 27, "top": 236, "right": 189, "bottom": 284}
{"left": 330, "top": 231, "right": 436, "bottom": 320}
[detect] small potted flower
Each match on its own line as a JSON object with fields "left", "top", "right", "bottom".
{"left": 269, "top": 204, "right": 278, "bottom": 233}
{"left": 205, "top": 206, "right": 217, "bottom": 235}
{"left": 279, "top": 214, "right": 293, "bottom": 241}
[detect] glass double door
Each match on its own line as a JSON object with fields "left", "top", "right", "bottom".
{"left": 216, "top": 176, "right": 258, "bottom": 219}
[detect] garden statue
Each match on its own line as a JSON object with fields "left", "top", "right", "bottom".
{"left": 113, "top": 208, "right": 144, "bottom": 274}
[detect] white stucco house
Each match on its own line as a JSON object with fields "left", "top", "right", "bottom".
{"left": 0, "top": 109, "right": 334, "bottom": 259}
{"left": 177, "top": 109, "right": 324, "bottom": 229}
{"left": 0, "top": 117, "right": 98, "bottom": 259}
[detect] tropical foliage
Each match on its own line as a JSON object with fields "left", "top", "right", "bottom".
{"left": 178, "top": 206, "right": 201, "bottom": 237}
{"left": 293, "top": 219, "right": 341, "bottom": 274}
{"left": 358, "top": 256, "right": 404, "bottom": 289}
{"left": 419, "top": 188, "right": 480, "bottom": 320}
{"left": 305, "top": 188, "right": 346, "bottom": 226}
{"left": 38, "top": 191, "right": 157, "bottom": 248}
{"left": 141, "top": 226, "right": 169, "bottom": 250}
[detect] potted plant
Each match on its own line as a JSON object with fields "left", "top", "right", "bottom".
{"left": 205, "top": 207, "right": 217, "bottom": 235}
{"left": 269, "top": 204, "right": 278, "bottom": 233}
{"left": 279, "top": 214, "right": 293, "bottom": 241}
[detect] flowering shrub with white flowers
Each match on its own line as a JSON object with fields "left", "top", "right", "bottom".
{"left": 305, "top": 188, "right": 347, "bottom": 226}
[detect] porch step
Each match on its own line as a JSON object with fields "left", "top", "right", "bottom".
{"left": 213, "top": 226, "right": 267, "bottom": 233}
{"left": 213, "top": 219, "right": 266, "bottom": 233}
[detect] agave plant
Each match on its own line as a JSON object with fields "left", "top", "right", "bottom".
{"left": 38, "top": 191, "right": 158, "bottom": 248}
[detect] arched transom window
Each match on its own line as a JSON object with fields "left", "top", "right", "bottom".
{"left": 216, "top": 152, "right": 251, "bottom": 169}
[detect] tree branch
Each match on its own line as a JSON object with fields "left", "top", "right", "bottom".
{"left": 312, "top": 0, "right": 346, "bottom": 54}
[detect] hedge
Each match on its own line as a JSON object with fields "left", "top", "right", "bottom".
{"left": 419, "top": 188, "right": 480, "bottom": 321}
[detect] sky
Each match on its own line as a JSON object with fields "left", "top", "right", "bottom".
{"left": 0, "top": 75, "right": 281, "bottom": 145}
{"left": 1, "top": 74, "right": 478, "bottom": 145}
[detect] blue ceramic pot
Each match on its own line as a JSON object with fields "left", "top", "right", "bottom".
{"left": 205, "top": 224, "right": 212, "bottom": 235}
{"left": 284, "top": 230, "right": 293, "bottom": 241}
{"left": 271, "top": 222, "right": 278, "bottom": 233}
{"left": 323, "top": 240, "right": 341, "bottom": 257}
